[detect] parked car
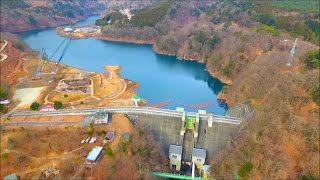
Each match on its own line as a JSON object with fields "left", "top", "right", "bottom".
{"left": 89, "top": 137, "right": 97, "bottom": 143}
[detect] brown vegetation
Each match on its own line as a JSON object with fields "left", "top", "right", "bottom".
{"left": 1, "top": 113, "right": 167, "bottom": 179}
{"left": 0, "top": 0, "right": 107, "bottom": 32}
{"left": 211, "top": 47, "right": 319, "bottom": 179}
{"left": 92, "top": 1, "right": 320, "bottom": 178}
{"left": 0, "top": 39, "right": 27, "bottom": 87}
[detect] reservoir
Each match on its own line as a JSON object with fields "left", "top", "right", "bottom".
{"left": 19, "top": 16, "right": 227, "bottom": 115}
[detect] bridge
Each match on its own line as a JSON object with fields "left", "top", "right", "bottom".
{"left": 8, "top": 106, "right": 241, "bottom": 125}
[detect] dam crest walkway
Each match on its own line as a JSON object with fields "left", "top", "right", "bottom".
{"left": 8, "top": 106, "right": 241, "bottom": 125}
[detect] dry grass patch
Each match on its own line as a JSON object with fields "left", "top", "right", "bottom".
{"left": 92, "top": 74, "right": 117, "bottom": 99}
{"left": 0, "top": 126, "right": 88, "bottom": 179}
{"left": 47, "top": 91, "right": 88, "bottom": 103}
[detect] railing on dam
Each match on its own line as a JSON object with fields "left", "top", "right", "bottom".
{"left": 10, "top": 106, "right": 241, "bottom": 125}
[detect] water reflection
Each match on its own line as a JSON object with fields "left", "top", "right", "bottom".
{"left": 155, "top": 54, "right": 223, "bottom": 95}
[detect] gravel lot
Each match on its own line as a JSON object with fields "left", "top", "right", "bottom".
{"left": 13, "top": 87, "right": 45, "bottom": 107}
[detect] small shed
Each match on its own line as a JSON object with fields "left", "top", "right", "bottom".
{"left": 39, "top": 104, "right": 55, "bottom": 111}
{"left": 3, "top": 173, "right": 18, "bottom": 180}
{"left": 133, "top": 95, "right": 142, "bottom": 107}
{"left": 86, "top": 146, "right": 103, "bottom": 165}
{"left": 202, "top": 165, "right": 211, "bottom": 178}
{"left": 192, "top": 148, "right": 206, "bottom": 170}
{"left": 104, "top": 131, "right": 115, "bottom": 141}
{"left": 169, "top": 145, "right": 182, "bottom": 172}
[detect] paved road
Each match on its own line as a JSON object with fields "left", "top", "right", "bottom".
{"left": 0, "top": 115, "right": 93, "bottom": 127}
{"left": 0, "top": 121, "right": 82, "bottom": 127}
{"left": 0, "top": 40, "right": 8, "bottom": 62}
{"left": 1, "top": 107, "right": 241, "bottom": 127}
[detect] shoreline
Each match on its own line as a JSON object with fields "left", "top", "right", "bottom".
{"left": 57, "top": 28, "right": 232, "bottom": 87}
{"left": 2, "top": 13, "right": 101, "bottom": 33}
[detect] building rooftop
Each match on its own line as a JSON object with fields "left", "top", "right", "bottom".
{"left": 3, "top": 173, "right": 18, "bottom": 180}
{"left": 176, "top": 107, "right": 184, "bottom": 112}
{"left": 169, "top": 145, "right": 182, "bottom": 155}
{"left": 86, "top": 146, "right": 103, "bottom": 161}
{"left": 104, "top": 131, "right": 115, "bottom": 140}
{"left": 192, "top": 148, "right": 206, "bottom": 159}
{"left": 41, "top": 104, "right": 54, "bottom": 108}
{"left": 93, "top": 110, "right": 108, "bottom": 119}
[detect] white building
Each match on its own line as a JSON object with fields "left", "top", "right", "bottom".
{"left": 192, "top": 148, "right": 206, "bottom": 170}
{"left": 92, "top": 110, "right": 109, "bottom": 124}
{"left": 86, "top": 146, "right": 103, "bottom": 165}
{"left": 39, "top": 104, "right": 55, "bottom": 111}
{"left": 169, "top": 145, "right": 182, "bottom": 172}
{"left": 64, "top": 27, "right": 73, "bottom": 32}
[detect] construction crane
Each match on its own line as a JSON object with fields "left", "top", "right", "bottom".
{"left": 33, "top": 31, "right": 73, "bottom": 80}
{"left": 286, "top": 38, "right": 297, "bottom": 67}
{"left": 43, "top": 39, "right": 72, "bottom": 71}
{"left": 33, "top": 48, "right": 50, "bottom": 80}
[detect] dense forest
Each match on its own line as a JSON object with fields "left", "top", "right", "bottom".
{"left": 0, "top": 0, "right": 107, "bottom": 32}
{"left": 95, "top": 0, "right": 320, "bottom": 179}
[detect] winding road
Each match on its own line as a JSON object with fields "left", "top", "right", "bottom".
{"left": 0, "top": 40, "right": 8, "bottom": 62}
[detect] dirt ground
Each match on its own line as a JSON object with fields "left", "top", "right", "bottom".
{"left": 1, "top": 111, "right": 168, "bottom": 179}
{"left": 104, "top": 113, "right": 134, "bottom": 150}
{"left": 0, "top": 113, "right": 134, "bottom": 179}
{"left": 0, "top": 126, "right": 88, "bottom": 179}
{"left": 13, "top": 87, "right": 45, "bottom": 107}
{"left": 1, "top": 43, "right": 138, "bottom": 111}
{"left": 46, "top": 90, "right": 89, "bottom": 103}
{"left": 43, "top": 65, "right": 136, "bottom": 108}
{"left": 1, "top": 115, "right": 84, "bottom": 123}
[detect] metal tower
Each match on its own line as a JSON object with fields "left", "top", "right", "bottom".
{"left": 287, "top": 38, "right": 297, "bottom": 66}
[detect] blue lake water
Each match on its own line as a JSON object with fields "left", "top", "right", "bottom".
{"left": 19, "top": 16, "right": 227, "bottom": 115}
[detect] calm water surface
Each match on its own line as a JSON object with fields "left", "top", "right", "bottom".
{"left": 19, "top": 16, "right": 227, "bottom": 115}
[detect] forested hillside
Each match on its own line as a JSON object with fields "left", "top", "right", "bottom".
{"left": 95, "top": 0, "right": 320, "bottom": 179}
{"left": 0, "top": 0, "right": 107, "bottom": 32}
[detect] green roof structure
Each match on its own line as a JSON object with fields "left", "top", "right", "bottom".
{"left": 133, "top": 95, "right": 142, "bottom": 100}
{"left": 133, "top": 95, "right": 143, "bottom": 107}
{"left": 185, "top": 117, "right": 196, "bottom": 130}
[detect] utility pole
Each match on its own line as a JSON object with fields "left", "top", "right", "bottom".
{"left": 287, "top": 38, "right": 297, "bottom": 67}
